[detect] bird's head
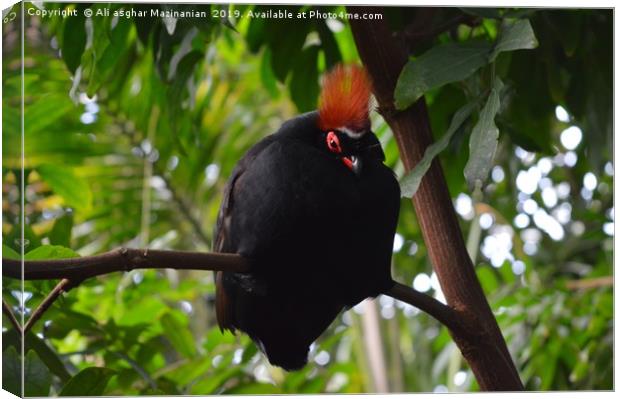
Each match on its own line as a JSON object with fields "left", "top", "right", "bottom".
{"left": 316, "top": 64, "right": 382, "bottom": 175}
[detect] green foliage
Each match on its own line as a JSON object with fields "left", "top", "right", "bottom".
{"left": 243, "top": 5, "right": 345, "bottom": 111}
{"left": 1, "top": 3, "right": 612, "bottom": 395}
{"left": 2, "top": 244, "right": 20, "bottom": 260}
{"left": 59, "top": 367, "right": 116, "bottom": 396}
{"left": 400, "top": 100, "right": 477, "bottom": 197}
{"left": 463, "top": 78, "right": 503, "bottom": 189}
{"left": 490, "top": 19, "right": 538, "bottom": 61}
{"left": 24, "top": 350, "right": 54, "bottom": 396}
{"left": 159, "top": 312, "right": 197, "bottom": 359}
{"left": 1, "top": 345, "right": 54, "bottom": 397}
{"left": 24, "top": 94, "right": 75, "bottom": 135}
{"left": 289, "top": 45, "right": 321, "bottom": 112}
{"left": 396, "top": 16, "right": 540, "bottom": 188}
{"left": 24, "top": 245, "right": 80, "bottom": 260}
{"left": 36, "top": 164, "right": 93, "bottom": 211}
{"left": 2, "top": 346, "right": 22, "bottom": 396}
{"left": 395, "top": 41, "right": 492, "bottom": 109}
{"left": 61, "top": 10, "right": 86, "bottom": 74}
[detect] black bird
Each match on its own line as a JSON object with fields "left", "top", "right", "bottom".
{"left": 214, "top": 64, "right": 400, "bottom": 370}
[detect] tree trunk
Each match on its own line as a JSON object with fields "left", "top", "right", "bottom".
{"left": 348, "top": 6, "right": 524, "bottom": 391}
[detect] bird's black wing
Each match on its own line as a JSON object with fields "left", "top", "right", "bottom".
{"left": 214, "top": 135, "right": 277, "bottom": 332}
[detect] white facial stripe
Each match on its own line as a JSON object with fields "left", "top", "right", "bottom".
{"left": 338, "top": 126, "right": 366, "bottom": 138}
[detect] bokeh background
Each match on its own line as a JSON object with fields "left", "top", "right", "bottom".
{"left": 2, "top": 2, "right": 613, "bottom": 395}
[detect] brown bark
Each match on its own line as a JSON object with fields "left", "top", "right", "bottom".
{"left": 3, "top": 249, "right": 463, "bottom": 341}
{"left": 2, "top": 248, "right": 250, "bottom": 280}
{"left": 348, "top": 6, "right": 523, "bottom": 391}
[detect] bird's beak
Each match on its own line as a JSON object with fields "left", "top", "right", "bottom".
{"left": 342, "top": 156, "right": 362, "bottom": 176}
{"left": 351, "top": 156, "right": 362, "bottom": 175}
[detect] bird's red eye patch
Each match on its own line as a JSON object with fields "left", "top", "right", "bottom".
{"left": 326, "top": 131, "right": 342, "bottom": 154}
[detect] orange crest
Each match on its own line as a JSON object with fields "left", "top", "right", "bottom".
{"left": 318, "top": 64, "right": 372, "bottom": 132}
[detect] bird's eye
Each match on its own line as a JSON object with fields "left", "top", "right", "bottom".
{"left": 326, "top": 131, "right": 342, "bottom": 154}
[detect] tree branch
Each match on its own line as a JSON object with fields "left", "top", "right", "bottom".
{"left": 2, "top": 299, "right": 22, "bottom": 334}
{"left": 566, "top": 276, "right": 613, "bottom": 290}
{"left": 2, "top": 249, "right": 470, "bottom": 343}
{"left": 23, "top": 278, "right": 75, "bottom": 334}
{"left": 2, "top": 248, "right": 250, "bottom": 280}
{"left": 386, "top": 282, "right": 465, "bottom": 335}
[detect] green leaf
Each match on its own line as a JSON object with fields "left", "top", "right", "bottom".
{"left": 300, "top": 376, "right": 326, "bottom": 393}
{"left": 48, "top": 212, "right": 74, "bottom": 247}
{"left": 88, "top": 17, "right": 133, "bottom": 95}
{"left": 44, "top": 310, "right": 101, "bottom": 340}
{"left": 133, "top": 5, "right": 158, "bottom": 45}
{"left": 217, "top": 4, "right": 238, "bottom": 32}
{"left": 153, "top": 377, "right": 181, "bottom": 394}
{"left": 476, "top": 265, "right": 500, "bottom": 294}
{"left": 2, "top": 244, "right": 20, "bottom": 260}
{"left": 36, "top": 164, "right": 93, "bottom": 211}
{"left": 161, "top": 356, "right": 214, "bottom": 387}
{"left": 289, "top": 45, "right": 320, "bottom": 112}
{"left": 400, "top": 101, "right": 477, "bottom": 197}
{"left": 99, "top": 17, "right": 133, "bottom": 71}
{"left": 189, "top": 365, "right": 243, "bottom": 394}
{"left": 317, "top": 20, "right": 342, "bottom": 69}
{"left": 2, "top": 346, "right": 21, "bottom": 396}
{"left": 245, "top": 14, "right": 267, "bottom": 53}
{"left": 62, "top": 14, "right": 87, "bottom": 74}
{"left": 204, "top": 326, "right": 235, "bottom": 352}
{"left": 25, "top": 332, "right": 72, "bottom": 383}
{"left": 490, "top": 19, "right": 538, "bottom": 61}
{"left": 25, "top": 94, "right": 75, "bottom": 136}
{"left": 59, "top": 367, "right": 115, "bottom": 396}
{"left": 24, "top": 350, "right": 52, "bottom": 397}
{"left": 260, "top": 47, "right": 279, "bottom": 98}
{"left": 241, "top": 339, "right": 258, "bottom": 363}
{"left": 464, "top": 78, "right": 504, "bottom": 189}
{"left": 266, "top": 11, "right": 308, "bottom": 82}
{"left": 25, "top": 245, "right": 79, "bottom": 260}
{"left": 160, "top": 312, "right": 197, "bottom": 358}
{"left": 500, "top": 51, "right": 554, "bottom": 153}
{"left": 395, "top": 41, "right": 492, "bottom": 109}
{"left": 3, "top": 329, "right": 72, "bottom": 383}
{"left": 571, "top": 357, "right": 590, "bottom": 383}
{"left": 168, "top": 50, "right": 204, "bottom": 118}
{"left": 539, "top": 340, "right": 560, "bottom": 390}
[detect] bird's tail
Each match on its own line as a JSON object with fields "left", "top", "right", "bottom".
{"left": 254, "top": 335, "right": 309, "bottom": 371}
{"left": 215, "top": 271, "right": 235, "bottom": 332}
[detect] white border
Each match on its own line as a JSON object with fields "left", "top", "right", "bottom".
{"left": 0, "top": 1, "right": 616, "bottom": 399}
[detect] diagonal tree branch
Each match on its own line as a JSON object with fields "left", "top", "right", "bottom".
{"left": 3, "top": 299, "right": 22, "bottom": 334}
{"left": 387, "top": 282, "right": 466, "bottom": 336}
{"left": 23, "top": 278, "right": 75, "bottom": 334}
